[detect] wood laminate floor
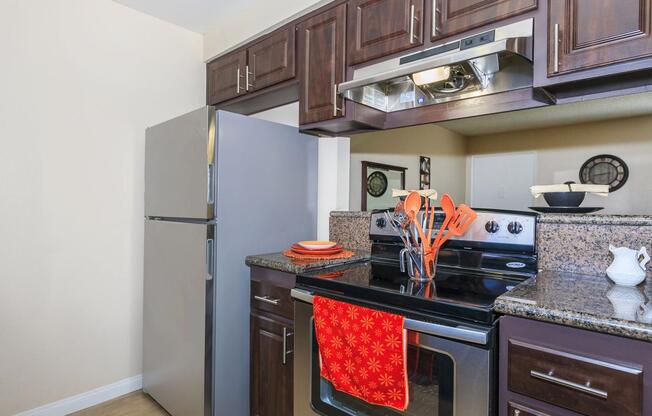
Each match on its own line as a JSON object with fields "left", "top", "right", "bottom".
{"left": 69, "top": 391, "right": 169, "bottom": 416}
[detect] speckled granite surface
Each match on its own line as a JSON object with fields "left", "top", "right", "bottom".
{"left": 537, "top": 214, "right": 652, "bottom": 226}
{"left": 329, "top": 211, "right": 652, "bottom": 275}
{"left": 496, "top": 270, "right": 652, "bottom": 342}
{"left": 329, "top": 211, "right": 372, "bottom": 251}
{"left": 245, "top": 250, "right": 370, "bottom": 274}
{"left": 537, "top": 220, "right": 652, "bottom": 275}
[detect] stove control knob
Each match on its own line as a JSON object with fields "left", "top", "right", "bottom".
{"left": 375, "top": 217, "right": 387, "bottom": 229}
{"left": 508, "top": 221, "right": 523, "bottom": 235}
{"left": 485, "top": 220, "right": 500, "bottom": 234}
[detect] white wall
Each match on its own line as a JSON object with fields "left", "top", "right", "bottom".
{"left": 203, "top": 0, "right": 324, "bottom": 60}
{"left": 318, "top": 138, "right": 351, "bottom": 239}
{"left": 0, "top": 1, "right": 205, "bottom": 414}
{"left": 251, "top": 102, "right": 300, "bottom": 127}
{"left": 468, "top": 115, "right": 652, "bottom": 215}
{"left": 349, "top": 125, "right": 468, "bottom": 211}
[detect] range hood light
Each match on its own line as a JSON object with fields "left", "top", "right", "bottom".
{"left": 411, "top": 66, "right": 451, "bottom": 86}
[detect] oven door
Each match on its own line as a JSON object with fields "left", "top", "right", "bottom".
{"left": 293, "top": 290, "right": 494, "bottom": 416}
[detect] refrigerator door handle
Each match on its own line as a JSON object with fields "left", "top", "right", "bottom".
{"left": 206, "top": 239, "right": 214, "bottom": 281}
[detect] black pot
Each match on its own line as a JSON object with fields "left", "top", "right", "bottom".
{"left": 543, "top": 192, "right": 586, "bottom": 207}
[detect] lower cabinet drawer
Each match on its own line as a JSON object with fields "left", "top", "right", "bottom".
{"left": 508, "top": 339, "right": 643, "bottom": 416}
{"left": 508, "top": 402, "right": 553, "bottom": 416}
{"left": 251, "top": 279, "right": 293, "bottom": 319}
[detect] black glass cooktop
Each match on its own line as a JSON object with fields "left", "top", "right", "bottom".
{"left": 297, "top": 261, "right": 525, "bottom": 325}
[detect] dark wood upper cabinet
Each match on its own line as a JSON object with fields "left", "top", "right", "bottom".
{"left": 348, "top": 0, "right": 424, "bottom": 65}
{"left": 432, "top": 0, "right": 537, "bottom": 41}
{"left": 207, "top": 50, "right": 247, "bottom": 105}
{"left": 298, "top": 4, "right": 347, "bottom": 125}
{"left": 247, "top": 26, "right": 296, "bottom": 92}
{"left": 548, "top": 0, "right": 652, "bottom": 76}
{"left": 250, "top": 312, "right": 293, "bottom": 416}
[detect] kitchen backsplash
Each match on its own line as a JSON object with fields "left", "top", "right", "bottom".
{"left": 537, "top": 214, "right": 652, "bottom": 276}
{"left": 330, "top": 211, "right": 372, "bottom": 252}
{"left": 330, "top": 211, "right": 652, "bottom": 276}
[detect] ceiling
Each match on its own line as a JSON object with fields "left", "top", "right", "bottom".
{"left": 113, "top": 0, "right": 248, "bottom": 33}
{"left": 439, "top": 91, "right": 652, "bottom": 136}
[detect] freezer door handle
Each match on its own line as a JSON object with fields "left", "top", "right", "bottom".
{"left": 206, "top": 239, "right": 214, "bottom": 280}
{"left": 207, "top": 164, "right": 215, "bottom": 204}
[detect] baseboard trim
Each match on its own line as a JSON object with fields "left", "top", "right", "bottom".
{"left": 14, "top": 374, "right": 143, "bottom": 416}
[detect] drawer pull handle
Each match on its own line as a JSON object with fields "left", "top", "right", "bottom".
{"left": 530, "top": 370, "right": 608, "bottom": 399}
{"left": 254, "top": 295, "right": 280, "bottom": 306}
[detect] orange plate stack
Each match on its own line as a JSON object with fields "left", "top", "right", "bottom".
{"left": 290, "top": 243, "right": 343, "bottom": 256}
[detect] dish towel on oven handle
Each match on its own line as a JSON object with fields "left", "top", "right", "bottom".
{"left": 313, "top": 296, "right": 410, "bottom": 411}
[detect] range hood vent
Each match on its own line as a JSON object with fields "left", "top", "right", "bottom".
{"left": 338, "top": 19, "right": 536, "bottom": 113}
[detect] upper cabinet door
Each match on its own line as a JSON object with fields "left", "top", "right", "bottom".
{"left": 298, "top": 4, "right": 347, "bottom": 125}
{"left": 432, "top": 0, "right": 537, "bottom": 41}
{"left": 548, "top": 0, "right": 652, "bottom": 76}
{"left": 206, "top": 50, "right": 247, "bottom": 105}
{"left": 348, "top": 0, "right": 424, "bottom": 65}
{"left": 247, "top": 26, "right": 296, "bottom": 92}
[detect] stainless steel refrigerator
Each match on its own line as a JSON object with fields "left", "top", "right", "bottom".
{"left": 143, "top": 108, "right": 318, "bottom": 416}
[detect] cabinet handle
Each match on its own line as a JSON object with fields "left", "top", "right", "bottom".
{"left": 246, "top": 65, "right": 254, "bottom": 91}
{"left": 333, "top": 84, "right": 343, "bottom": 117}
{"left": 530, "top": 370, "right": 608, "bottom": 399}
{"left": 282, "top": 327, "right": 294, "bottom": 365}
{"left": 553, "top": 23, "right": 560, "bottom": 73}
{"left": 236, "top": 67, "right": 241, "bottom": 94}
{"left": 254, "top": 295, "right": 280, "bottom": 306}
{"left": 432, "top": 1, "right": 439, "bottom": 37}
{"left": 513, "top": 410, "right": 520, "bottom": 416}
{"left": 410, "top": 4, "right": 418, "bottom": 44}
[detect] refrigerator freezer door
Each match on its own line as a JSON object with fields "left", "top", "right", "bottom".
{"left": 145, "top": 107, "right": 216, "bottom": 220}
{"left": 143, "top": 219, "right": 214, "bottom": 416}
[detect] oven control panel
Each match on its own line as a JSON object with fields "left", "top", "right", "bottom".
{"left": 370, "top": 209, "right": 536, "bottom": 249}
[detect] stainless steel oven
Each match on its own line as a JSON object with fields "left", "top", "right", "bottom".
{"left": 292, "top": 289, "right": 494, "bottom": 416}
{"left": 291, "top": 208, "right": 538, "bottom": 416}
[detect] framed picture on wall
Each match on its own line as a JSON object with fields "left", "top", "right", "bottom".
{"left": 420, "top": 156, "right": 431, "bottom": 190}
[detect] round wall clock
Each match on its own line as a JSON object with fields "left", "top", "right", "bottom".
{"left": 367, "top": 171, "right": 388, "bottom": 197}
{"left": 579, "top": 154, "right": 629, "bottom": 192}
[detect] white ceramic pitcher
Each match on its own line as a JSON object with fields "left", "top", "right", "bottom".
{"left": 606, "top": 245, "right": 650, "bottom": 286}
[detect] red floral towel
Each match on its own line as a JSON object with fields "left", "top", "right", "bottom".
{"left": 313, "top": 296, "right": 409, "bottom": 411}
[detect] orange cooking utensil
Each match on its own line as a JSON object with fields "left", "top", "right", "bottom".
{"left": 435, "top": 204, "right": 478, "bottom": 249}
{"left": 404, "top": 192, "right": 428, "bottom": 246}
{"left": 433, "top": 194, "right": 456, "bottom": 249}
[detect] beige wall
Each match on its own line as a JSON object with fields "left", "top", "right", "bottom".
{"left": 468, "top": 115, "right": 652, "bottom": 214}
{"left": 350, "top": 125, "right": 468, "bottom": 211}
{"left": 0, "top": 1, "right": 205, "bottom": 414}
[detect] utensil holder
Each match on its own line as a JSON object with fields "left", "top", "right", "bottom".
{"left": 400, "top": 246, "right": 439, "bottom": 281}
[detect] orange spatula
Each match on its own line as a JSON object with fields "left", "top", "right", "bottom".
{"left": 435, "top": 204, "right": 478, "bottom": 249}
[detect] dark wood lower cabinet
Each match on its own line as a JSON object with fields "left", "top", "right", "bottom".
{"left": 250, "top": 266, "right": 296, "bottom": 416}
{"left": 250, "top": 311, "right": 293, "bottom": 416}
{"left": 508, "top": 402, "right": 553, "bottom": 416}
{"left": 500, "top": 316, "right": 651, "bottom": 416}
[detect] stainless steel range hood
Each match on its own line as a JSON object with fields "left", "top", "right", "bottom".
{"left": 338, "top": 19, "right": 535, "bottom": 113}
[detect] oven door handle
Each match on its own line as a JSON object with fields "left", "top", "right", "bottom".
{"left": 291, "top": 289, "right": 489, "bottom": 345}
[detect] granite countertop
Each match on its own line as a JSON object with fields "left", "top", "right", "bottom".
{"left": 245, "top": 250, "right": 371, "bottom": 274}
{"left": 537, "top": 213, "right": 652, "bottom": 226}
{"left": 496, "top": 270, "right": 652, "bottom": 342}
